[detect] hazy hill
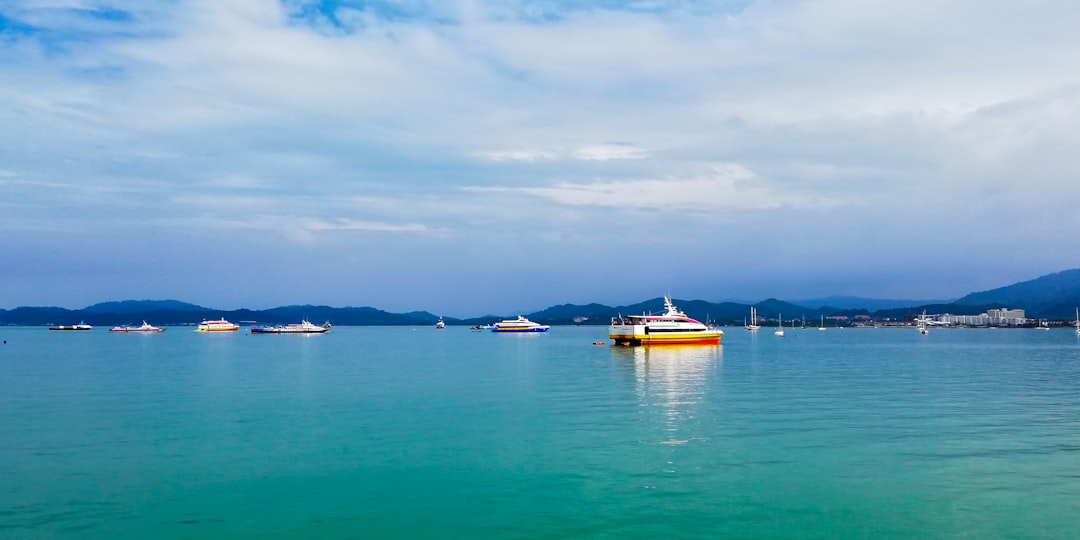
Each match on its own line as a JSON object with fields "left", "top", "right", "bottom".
{"left": 792, "top": 295, "right": 953, "bottom": 311}
{"left": 954, "top": 269, "right": 1080, "bottom": 318}
{"left": 7, "top": 268, "right": 1080, "bottom": 325}
{"left": 83, "top": 300, "right": 209, "bottom": 313}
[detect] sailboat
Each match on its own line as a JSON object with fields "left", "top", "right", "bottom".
{"left": 774, "top": 313, "right": 785, "bottom": 337}
{"left": 746, "top": 307, "right": 760, "bottom": 332}
{"left": 916, "top": 310, "right": 930, "bottom": 335}
{"left": 1075, "top": 308, "right": 1080, "bottom": 336}
{"left": 818, "top": 315, "right": 827, "bottom": 331}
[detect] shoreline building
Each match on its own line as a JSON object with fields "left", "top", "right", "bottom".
{"left": 937, "top": 308, "right": 1028, "bottom": 327}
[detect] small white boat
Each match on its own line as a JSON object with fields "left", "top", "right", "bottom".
{"left": 818, "top": 315, "right": 827, "bottom": 331}
{"left": 435, "top": 317, "right": 446, "bottom": 329}
{"left": 492, "top": 315, "right": 550, "bottom": 333}
{"left": 1037, "top": 319, "right": 1051, "bottom": 330}
{"left": 774, "top": 313, "right": 785, "bottom": 337}
{"left": 250, "top": 320, "right": 330, "bottom": 334}
{"left": 1075, "top": 308, "right": 1080, "bottom": 336}
{"left": 110, "top": 321, "right": 164, "bottom": 333}
{"left": 196, "top": 318, "right": 240, "bottom": 332}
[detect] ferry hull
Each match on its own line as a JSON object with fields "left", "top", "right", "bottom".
{"left": 251, "top": 327, "right": 328, "bottom": 334}
{"left": 609, "top": 333, "right": 723, "bottom": 346}
{"left": 492, "top": 327, "right": 549, "bottom": 333}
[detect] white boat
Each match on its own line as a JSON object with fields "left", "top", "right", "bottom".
{"left": 110, "top": 321, "right": 164, "bottom": 333}
{"left": 492, "top": 315, "right": 549, "bottom": 333}
{"left": 774, "top": 313, "right": 785, "bottom": 337}
{"left": 818, "top": 315, "right": 827, "bottom": 331}
{"left": 196, "top": 318, "right": 240, "bottom": 332}
{"left": 435, "top": 317, "right": 446, "bottom": 329}
{"left": 1037, "top": 319, "right": 1051, "bottom": 330}
{"left": 250, "top": 320, "right": 330, "bottom": 334}
{"left": 609, "top": 296, "right": 723, "bottom": 346}
{"left": 745, "top": 307, "right": 760, "bottom": 332}
{"left": 1075, "top": 308, "right": 1080, "bottom": 336}
{"left": 49, "top": 322, "right": 92, "bottom": 331}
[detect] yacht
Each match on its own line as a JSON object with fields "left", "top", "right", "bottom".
{"left": 818, "top": 315, "right": 827, "bottom": 331}
{"left": 49, "top": 322, "right": 92, "bottom": 331}
{"left": 1075, "top": 308, "right": 1080, "bottom": 336}
{"left": 774, "top": 314, "right": 785, "bottom": 337}
{"left": 609, "top": 296, "right": 723, "bottom": 346}
{"left": 916, "top": 310, "right": 930, "bottom": 335}
{"left": 435, "top": 317, "right": 446, "bottom": 329}
{"left": 196, "top": 318, "right": 240, "bottom": 332}
{"left": 250, "top": 320, "right": 330, "bottom": 334}
{"left": 492, "top": 315, "right": 549, "bottom": 333}
{"left": 110, "top": 321, "right": 164, "bottom": 333}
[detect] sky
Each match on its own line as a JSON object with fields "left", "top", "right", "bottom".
{"left": 2, "top": 0, "right": 1080, "bottom": 316}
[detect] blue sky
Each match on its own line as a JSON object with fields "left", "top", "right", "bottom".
{"left": 2, "top": 0, "right": 1080, "bottom": 316}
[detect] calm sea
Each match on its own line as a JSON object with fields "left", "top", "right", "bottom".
{"left": 2, "top": 325, "right": 1080, "bottom": 539}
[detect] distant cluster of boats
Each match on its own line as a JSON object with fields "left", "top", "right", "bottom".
{"left": 45, "top": 302, "right": 1080, "bottom": 340}
{"left": 48, "top": 318, "right": 333, "bottom": 334}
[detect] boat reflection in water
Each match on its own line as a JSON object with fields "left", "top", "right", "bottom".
{"left": 611, "top": 344, "right": 722, "bottom": 446}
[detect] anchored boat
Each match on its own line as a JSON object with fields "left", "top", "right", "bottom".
{"left": 492, "top": 316, "right": 549, "bottom": 333}
{"left": 609, "top": 296, "right": 724, "bottom": 346}
{"left": 110, "top": 321, "right": 164, "bottom": 333}
{"left": 195, "top": 318, "right": 240, "bottom": 332}
{"left": 250, "top": 320, "right": 331, "bottom": 334}
{"left": 49, "top": 322, "right": 92, "bottom": 331}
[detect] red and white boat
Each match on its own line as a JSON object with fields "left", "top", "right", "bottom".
{"left": 609, "top": 296, "right": 723, "bottom": 346}
{"left": 250, "top": 320, "right": 331, "bottom": 334}
{"left": 110, "top": 321, "right": 164, "bottom": 333}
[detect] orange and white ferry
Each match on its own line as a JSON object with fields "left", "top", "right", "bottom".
{"left": 195, "top": 318, "right": 240, "bottom": 332}
{"left": 609, "top": 296, "right": 723, "bottom": 346}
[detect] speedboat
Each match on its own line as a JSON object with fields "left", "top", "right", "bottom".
{"left": 492, "top": 315, "right": 550, "bottom": 333}
{"left": 196, "top": 318, "right": 240, "bottom": 332}
{"left": 49, "top": 322, "right": 92, "bottom": 331}
{"left": 609, "top": 296, "right": 724, "bottom": 346}
{"left": 110, "top": 321, "right": 164, "bottom": 333}
{"left": 251, "top": 320, "right": 330, "bottom": 334}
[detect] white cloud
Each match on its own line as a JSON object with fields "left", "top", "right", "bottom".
{"left": 465, "top": 163, "right": 847, "bottom": 211}
{"left": 574, "top": 143, "right": 648, "bottom": 161}
{"left": 472, "top": 149, "right": 558, "bottom": 162}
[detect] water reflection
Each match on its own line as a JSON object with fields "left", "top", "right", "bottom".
{"left": 612, "top": 345, "right": 722, "bottom": 445}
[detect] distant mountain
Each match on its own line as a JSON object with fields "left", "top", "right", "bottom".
{"left": 517, "top": 298, "right": 852, "bottom": 326}
{"left": 6, "top": 268, "right": 1080, "bottom": 326}
{"left": 954, "top": 269, "right": 1080, "bottom": 318}
{"left": 0, "top": 303, "right": 441, "bottom": 327}
{"left": 871, "top": 303, "right": 997, "bottom": 321}
{"left": 83, "top": 299, "right": 209, "bottom": 313}
{"left": 791, "top": 295, "right": 953, "bottom": 311}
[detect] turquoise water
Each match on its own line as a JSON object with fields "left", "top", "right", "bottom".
{"left": 2, "top": 326, "right": 1080, "bottom": 538}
